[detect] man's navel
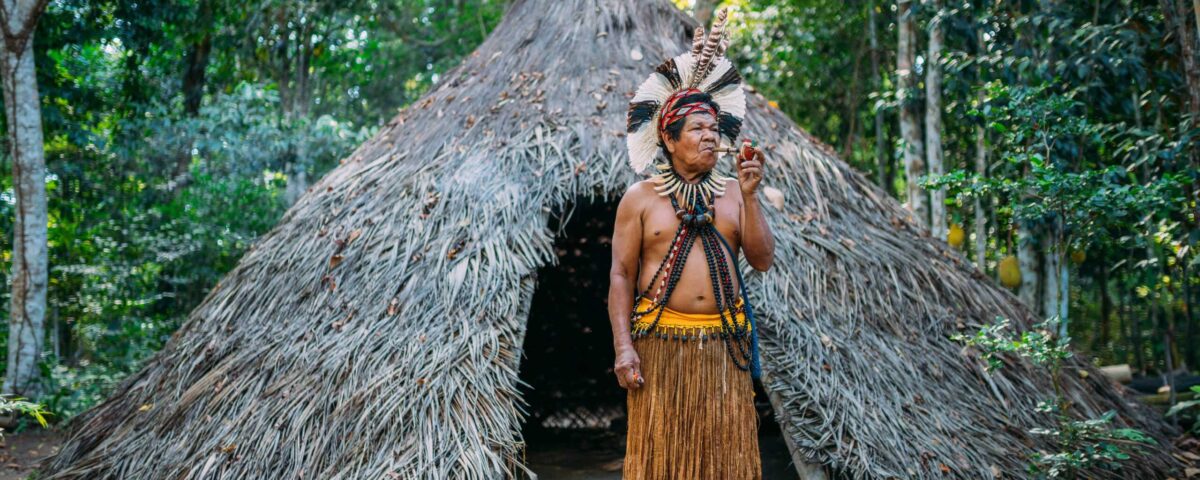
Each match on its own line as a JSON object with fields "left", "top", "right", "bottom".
{"left": 654, "top": 230, "right": 661, "bottom": 236}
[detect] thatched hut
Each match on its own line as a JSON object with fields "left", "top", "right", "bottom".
{"left": 40, "top": 0, "right": 1183, "bottom": 478}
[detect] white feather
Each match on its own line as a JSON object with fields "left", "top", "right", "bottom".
{"left": 626, "top": 126, "right": 660, "bottom": 174}
{"left": 712, "top": 84, "right": 746, "bottom": 119}
{"left": 631, "top": 73, "right": 673, "bottom": 104}
{"left": 673, "top": 52, "right": 696, "bottom": 90}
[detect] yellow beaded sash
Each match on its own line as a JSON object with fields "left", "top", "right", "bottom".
{"left": 632, "top": 295, "right": 749, "bottom": 341}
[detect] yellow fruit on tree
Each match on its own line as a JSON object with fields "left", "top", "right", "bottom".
{"left": 1070, "top": 249, "right": 1086, "bottom": 264}
{"left": 947, "top": 223, "right": 965, "bottom": 249}
{"left": 999, "top": 255, "right": 1021, "bottom": 289}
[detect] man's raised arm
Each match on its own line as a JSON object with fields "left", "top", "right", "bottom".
{"left": 737, "top": 148, "right": 775, "bottom": 271}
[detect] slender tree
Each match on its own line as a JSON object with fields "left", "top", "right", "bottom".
{"left": 1161, "top": 0, "right": 1200, "bottom": 230}
{"left": 0, "top": 0, "right": 51, "bottom": 396}
{"left": 869, "top": 0, "right": 888, "bottom": 190}
{"left": 972, "top": 90, "right": 987, "bottom": 270}
{"left": 898, "top": 0, "right": 926, "bottom": 227}
{"left": 171, "top": 0, "right": 214, "bottom": 191}
{"left": 1018, "top": 222, "right": 1041, "bottom": 313}
{"left": 925, "top": 0, "right": 946, "bottom": 240}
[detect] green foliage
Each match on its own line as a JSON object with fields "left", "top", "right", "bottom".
{"left": 1165, "top": 385, "right": 1200, "bottom": 436}
{"left": 953, "top": 318, "right": 1156, "bottom": 479}
{"left": 2, "top": 0, "right": 488, "bottom": 421}
{"left": 728, "top": 0, "right": 1198, "bottom": 375}
{"left": 730, "top": 0, "right": 878, "bottom": 163}
{"left": 1028, "top": 410, "right": 1157, "bottom": 479}
{"left": 0, "top": 395, "right": 50, "bottom": 436}
{"left": 952, "top": 317, "right": 1072, "bottom": 372}
{"left": 926, "top": 82, "right": 1183, "bottom": 252}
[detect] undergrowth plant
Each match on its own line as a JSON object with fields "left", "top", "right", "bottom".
{"left": 953, "top": 317, "right": 1156, "bottom": 478}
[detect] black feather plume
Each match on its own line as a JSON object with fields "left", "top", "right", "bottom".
{"left": 655, "top": 59, "right": 681, "bottom": 90}
{"left": 627, "top": 100, "right": 660, "bottom": 133}
{"left": 704, "top": 64, "right": 742, "bottom": 95}
{"left": 718, "top": 111, "right": 742, "bottom": 143}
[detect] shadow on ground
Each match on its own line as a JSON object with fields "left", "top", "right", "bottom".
{"left": 525, "top": 416, "right": 800, "bottom": 479}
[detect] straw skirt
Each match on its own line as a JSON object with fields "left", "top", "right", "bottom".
{"left": 623, "top": 298, "right": 761, "bottom": 480}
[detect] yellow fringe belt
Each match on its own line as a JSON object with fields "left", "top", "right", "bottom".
{"left": 631, "top": 296, "right": 750, "bottom": 340}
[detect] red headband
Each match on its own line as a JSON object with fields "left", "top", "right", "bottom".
{"left": 658, "top": 88, "right": 718, "bottom": 134}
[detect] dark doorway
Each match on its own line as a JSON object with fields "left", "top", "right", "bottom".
{"left": 518, "top": 197, "right": 797, "bottom": 479}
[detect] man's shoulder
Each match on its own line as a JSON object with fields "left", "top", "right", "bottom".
{"left": 622, "top": 179, "right": 658, "bottom": 200}
{"left": 722, "top": 178, "right": 744, "bottom": 203}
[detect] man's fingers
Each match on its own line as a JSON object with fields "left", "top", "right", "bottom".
{"left": 628, "top": 370, "right": 644, "bottom": 389}
{"left": 617, "top": 365, "right": 642, "bottom": 390}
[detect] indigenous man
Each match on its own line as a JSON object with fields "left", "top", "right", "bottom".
{"left": 608, "top": 10, "right": 775, "bottom": 480}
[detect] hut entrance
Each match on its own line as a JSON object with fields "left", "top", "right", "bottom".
{"left": 518, "top": 197, "right": 793, "bottom": 478}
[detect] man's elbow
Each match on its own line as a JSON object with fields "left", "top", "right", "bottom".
{"left": 749, "top": 253, "right": 774, "bottom": 272}
{"left": 610, "top": 266, "right": 634, "bottom": 283}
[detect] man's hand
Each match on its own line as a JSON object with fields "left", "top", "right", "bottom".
{"left": 614, "top": 346, "right": 644, "bottom": 390}
{"left": 736, "top": 143, "right": 765, "bottom": 195}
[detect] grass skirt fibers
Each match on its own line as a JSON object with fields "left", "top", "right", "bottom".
{"left": 623, "top": 299, "right": 761, "bottom": 479}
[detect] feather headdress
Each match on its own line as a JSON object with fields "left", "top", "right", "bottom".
{"left": 625, "top": 8, "right": 746, "bottom": 175}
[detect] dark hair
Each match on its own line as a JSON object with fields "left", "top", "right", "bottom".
{"left": 658, "top": 91, "right": 720, "bottom": 162}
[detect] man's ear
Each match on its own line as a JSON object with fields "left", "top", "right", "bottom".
{"left": 661, "top": 133, "right": 675, "bottom": 154}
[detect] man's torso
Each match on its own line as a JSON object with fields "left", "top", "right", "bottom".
{"left": 632, "top": 178, "right": 743, "bottom": 314}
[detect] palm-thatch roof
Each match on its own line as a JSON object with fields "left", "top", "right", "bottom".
{"left": 40, "top": 0, "right": 1183, "bottom": 478}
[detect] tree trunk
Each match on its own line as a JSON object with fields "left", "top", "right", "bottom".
{"left": 1183, "top": 261, "right": 1195, "bottom": 370}
{"left": 972, "top": 93, "right": 987, "bottom": 270}
{"left": 1096, "top": 261, "right": 1113, "bottom": 354}
{"left": 1194, "top": 0, "right": 1200, "bottom": 43}
{"left": 925, "top": 0, "right": 946, "bottom": 241}
{"left": 172, "top": 1, "right": 214, "bottom": 190}
{"left": 869, "top": 0, "right": 887, "bottom": 190}
{"left": 284, "top": 160, "right": 308, "bottom": 206}
{"left": 181, "top": 37, "right": 211, "bottom": 116}
{"left": 294, "top": 21, "right": 313, "bottom": 118}
{"left": 274, "top": 5, "right": 292, "bottom": 118}
{"left": 1057, "top": 247, "right": 1069, "bottom": 336}
{"left": 1125, "top": 284, "right": 1146, "bottom": 372}
{"left": 1162, "top": 0, "right": 1200, "bottom": 232}
{"left": 897, "top": 0, "right": 926, "bottom": 228}
{"left": 0, "top": 0, "right": 51, "bottom": 396}
{"left": 1017, "top": 222, "right": 1041, "bottom": 313}
{"left": 1164, "top": 0, "right": 1200, "bottom": 119}
{"left": 842, "top": 47, "right": 864, "bottom": 161}
{"left": 1042, "top": 235, "right": 1062, "bottom": 324}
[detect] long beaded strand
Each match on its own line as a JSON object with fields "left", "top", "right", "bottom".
{"left": 629, "top": 168, "right": 755, "bottom": 371}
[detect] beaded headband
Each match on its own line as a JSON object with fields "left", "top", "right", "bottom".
{"left": 657, "top": 88, "right": 718, "bottom": 134}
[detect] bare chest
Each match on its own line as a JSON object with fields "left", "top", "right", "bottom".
{"left": 640, "top": 192, "right": 741, "bottom": 251}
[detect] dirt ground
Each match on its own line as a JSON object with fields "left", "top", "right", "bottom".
{"left": 0, "top": 427, "right": 798, "bottom": 480}
{"left": 0, "top": 427, "right": 1196, "bottom": 479}
{"left": 0, "top": 428, "right": 61, "bottom": 480}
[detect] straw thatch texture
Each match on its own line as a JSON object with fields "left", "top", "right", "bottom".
{"left": 39, "top": 0, "right": 1182, "bottom": 478}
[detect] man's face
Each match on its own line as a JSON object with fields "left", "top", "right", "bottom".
{"left": 662, "top": 112, "right": 719, "bottom": 171}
